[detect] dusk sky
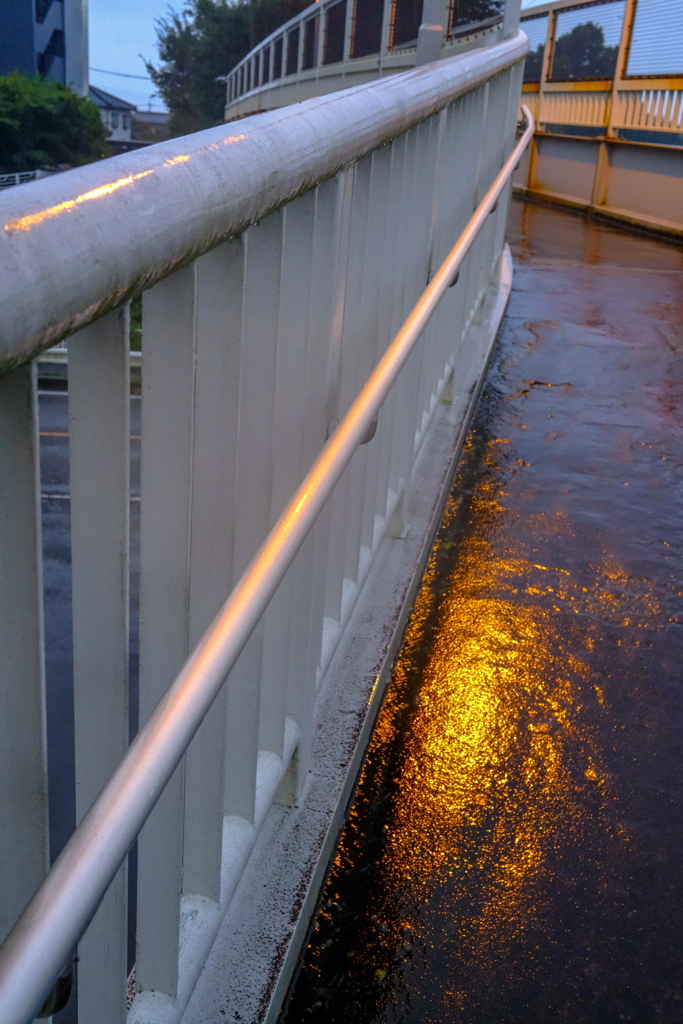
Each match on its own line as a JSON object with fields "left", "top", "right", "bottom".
{"left": 89, "top": 0, "right": 171, "bottom": 110}
{"left": 88, "top": 0, "right": 549, "bottom": 112}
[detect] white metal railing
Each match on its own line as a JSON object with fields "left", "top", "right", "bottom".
{"left": 224, "top": 0, "right": 522, "bottom": 120}
{"left": 614, "top": 87, "right": 683, "bottom": 131}
{"left": 0, "top": 33, "right": 527, "bottom": 1024}
{"left": 0, "top": 170, "right": 55, "bottom": 190}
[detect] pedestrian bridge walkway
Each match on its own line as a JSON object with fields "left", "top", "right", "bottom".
{"left": 281, "top": 198, "right": 683, "bottom": 1022}
{"left": 0, "top": 9, "right": 680, "bottom": 1024}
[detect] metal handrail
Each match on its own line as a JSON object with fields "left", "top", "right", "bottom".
{"left": 0, "top": 32, "right": 526, "bottom": 376}
{"left": 0, "top": 105, "right": 534, "bottom": 1024}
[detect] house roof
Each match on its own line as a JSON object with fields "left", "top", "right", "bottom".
{"left": 88, "top": 85, "right": 137, "bottom": 112}
{"left": 132, "top": 110, "right": 169, "bottom": 126}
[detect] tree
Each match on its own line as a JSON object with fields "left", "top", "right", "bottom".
{"left": 551, "top": 21, "right": 618, "bottom": 81}
{"left": 147, "top": 0, "right": 312, "bottom": 137}
{"left": 0, "top": 71, "right": 108, "bottom": 174}
{"left": 451, "top": 0, "right": 504, "bottom": 32}
{"left": 524, "top": 43, "right": 544, "bottom": 82}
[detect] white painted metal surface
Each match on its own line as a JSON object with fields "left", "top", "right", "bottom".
{"left": 69, "top": 308, "right": 131, "bottom": 1024}
{"left": 0, "top": 36, "right": 529, "bottom": 1024}
{"left": 0, "top": 364, "right": 49, "bottom": 948}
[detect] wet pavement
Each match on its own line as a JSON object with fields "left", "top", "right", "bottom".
{"left": 280, "top": 200, "right": 683, "bottom": 1024}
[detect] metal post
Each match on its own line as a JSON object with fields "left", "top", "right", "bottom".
{"left": 0, "top": 363, "right": 48, "bottom": 946}
{"left": 69, "top": 308, "right": 131, "bottom": 1024}
{"left": 137, "top": 264, "right": 198, "bottom": 1000}
{"left": 416, "top": 0, "right": 450, "bottom": 67}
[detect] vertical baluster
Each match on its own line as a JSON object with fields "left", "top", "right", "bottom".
{"left": 321, "top": 170, "right": 354, "bottom": 649}
{"left": 433, "top": 99, "right": 462, "bottom": 396}
{"left": 422, "top": 109, "right": 449, "bottom": 407}
{"left": 340, "top": 153, "right": 372, "bottom": 592}
{"left": 479, "top": 77, "right": 498, "bottom": 299}
{"left": 486, "top": 71, "right": 510, "bottom": 281}
{"left": 289, "top": 177, "right": 348, "bottom": 748}
{"left": 358, "top": 145, "right": 392, "bottom": 557}
{"left": 463, "top": 86, "right": 489, "bottom": 332}
{"left": 372, "top": 136, "right": 406, "bottom": 536}
{"left": 473, "top": 85, "right": 495, "bottom": 310}
{"left": 473, "top": 85, "right": 496, "bottom": 307}
{"left": 0, "top": 362, "right": 48, "bottom": 947}
{"left": 260, "top": 193, "right": 316, "bottom": 760}
{"left": 137, "top": 264, "right": 197, "bottom": 1000}
{"left": 387, "top": 128, "right": 421, "bottom": 528}
{"left": 414, "top": 115, "right": 446, "bottom": 441}
{"left": 227, "top": 211, "right": 283, "bottom": 815}
{"left": 490, "top": 68, "right": 517, "bottom": 273}
{"left": 182, "top": 239, "right": 244, "bottom": 902}
{"left": 404, "top": 121, "right": 434, "bottom": 460}
{"left": 439, "top": 98, "right": 469, "bottom": 381}
{"left": 405, "top": 119, "right": 430, "bottom": 451}
{"left": 428, "top": 104, "right": 457, "bottom": 401}
{"left": 383, "top": 132, "right": 409, "bottom": 506}
{"left": 69, "top": 308, "right": 130, "bottom": 1023}
{"left": 452, "top": 93, "right": 482, "bottom": 398}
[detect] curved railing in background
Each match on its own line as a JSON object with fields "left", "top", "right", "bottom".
{"left": 224, "top": 0, "right": 521, "bottom": 121}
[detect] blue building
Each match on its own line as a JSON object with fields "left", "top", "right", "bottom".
{"left": 0, "top": 0, "right": 88, "bottom": 95}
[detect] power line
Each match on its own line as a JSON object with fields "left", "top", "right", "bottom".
{"left": 89, "top": 67, "right": 151, "bottom": 81}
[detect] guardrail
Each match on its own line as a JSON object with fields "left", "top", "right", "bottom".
{"left": 514, "top": 0, "right": 682, "bottom": 236}
{"left": 223, "top": 0, "right": 522, "bottom": 120}
{"left": 0, "top": 170, "right": 56, "bottom": 191}
{"left": 0, "top": 32, "right": 527, "bottom": 1024}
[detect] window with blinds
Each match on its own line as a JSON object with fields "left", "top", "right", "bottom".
{"left": 626, "top": 0, "right": 683, "bottom": 78}
{"left": 549, "top": 0, "right": 625, "bottom": 81}
{"left": 521, "top": 13, "right": 548, "bottom": 81}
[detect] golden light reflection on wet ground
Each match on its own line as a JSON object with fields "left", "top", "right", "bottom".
{"left": 283, "top": 202, "right": 683, "bottom": 1024}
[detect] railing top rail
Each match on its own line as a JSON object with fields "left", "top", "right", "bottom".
{"left": 0, "top": 30, "right": 527, "bottom": 377}
{"left": 0, "top": 102, "right": 535, "bottom": 1024}
{"left": 230, "top": 0, "right": 320, "bottom": 66}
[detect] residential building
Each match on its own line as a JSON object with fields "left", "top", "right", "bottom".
{"left": 88, "top": 84, "right": 136, "bottom": 143}
{"left": 0, "top": 0, "right": 88, "bottom": 95}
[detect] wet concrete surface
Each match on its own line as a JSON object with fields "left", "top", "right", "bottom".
{"left": 280, "top": 200, "right": 683, "bottom": 1023}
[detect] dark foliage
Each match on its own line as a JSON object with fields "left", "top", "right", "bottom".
{"left": 551, "top": 21, "right": 618, "bottom": 81}
{"left": 147, "top": 0, "right": 312, "bottom": 137}
{"left": 451, "top": 0, "right": 504, "bottom": 33}
{"left": 0, "top": 72, "right": 108, "bottom": 174}
{"left": 524, "top": 43, "right": 544, "bottom": 82}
